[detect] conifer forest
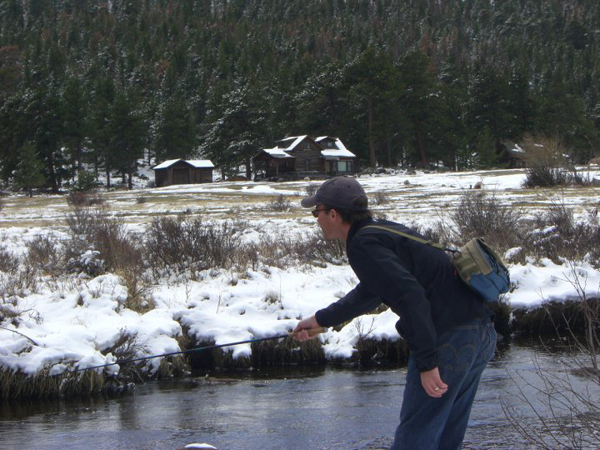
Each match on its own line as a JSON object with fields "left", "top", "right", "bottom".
{"left": 0, "top": 0, "right": 599, "bottom": 191}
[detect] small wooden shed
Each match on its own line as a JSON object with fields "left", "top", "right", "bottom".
{"left": 152, "top": 159, "right": 214, "bottom": 187}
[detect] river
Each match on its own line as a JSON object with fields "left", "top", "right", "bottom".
{"left": 1, "top": 341, "right": 598, "bottom": 450}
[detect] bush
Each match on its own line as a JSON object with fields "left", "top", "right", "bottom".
{"left": 66, "top": 192, "right": 105, "bottom": 207}
{"left": 522, "top": 203, "right": 600, "bottom": 265}
{"left": 305, "top": 183, "right": 318, "bottom": 196}
{"left": 144, "top": 217, "right": 240, "bottom": 277}
{"left": 65, "top": 206, "right": 144, "bottom": 275}
{"left": 0, "top": 245, "right": 19, "bottom": 274}
{"left": 25, "top": 235, "right": 62, "bottom": 275}
{"left": 268, "top": 194, "right": 291, "bottom": 212}
{"left": 373, "top": 191, "right": 390, "bottom": 205}
{"left": 450, "top": 191, "right": 521, "bottom": 250}
{"left": 520, "top": 135, "right": 574, "bottom": 188}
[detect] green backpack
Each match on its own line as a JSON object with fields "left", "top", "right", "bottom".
{"left": 363, "top": 225, "right": 511, "bottom": 303}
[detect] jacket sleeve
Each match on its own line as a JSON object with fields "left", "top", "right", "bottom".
{"left": 315, "top": 283, "right": 382, "bottom": 328}
{"left": 348, "top": 234, "right": 438, "bottom": 371}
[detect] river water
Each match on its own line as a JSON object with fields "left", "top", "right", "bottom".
{"left": 0, "top": 342, "right": 597, "bottom": 450}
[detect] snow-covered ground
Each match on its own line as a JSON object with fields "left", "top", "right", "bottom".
{"left": 1, "top": 168, "right": 600, "bottom": 378}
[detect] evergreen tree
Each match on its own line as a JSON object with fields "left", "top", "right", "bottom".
{"left": 13, "top": 142, "right": 46, "bottom": 197}
{"left": 467, "top": 66, "right": 512, "bottom": 145}
{"left": 475, "top": 127, "right": 500, "bottom": 169}
{"left": 109, "top": 91, "right": 146, "bottom": 189}
{"left": 62, "top": 77, "right": 88, "bottom": 176}
{"left": 344, "top": 47, "right": 403, "bottom": 167}
{"left": 153, "top": 92, "right": 196, "bottom": 162}
{"left": 398, "top": 51, "right": 442, "bottom": 168}
{"left": 202, "top": 78, "right": 266, "bottom": 179}
{"left": 27, "top": 87, "right": 66, "bottom": 192}
{"left": 90, "top": 77, "right": 116, "bottom": 187}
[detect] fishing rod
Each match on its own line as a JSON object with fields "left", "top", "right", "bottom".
{"left": 55, "top": 327, "right": 327, "bottom": 377}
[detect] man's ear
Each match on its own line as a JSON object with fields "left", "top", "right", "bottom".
{"left": 330, "top": 208, "right": 341, "bottom": 223}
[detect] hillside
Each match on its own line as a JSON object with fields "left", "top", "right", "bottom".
{"left": 1, "top": 0, "right": 599, "bottom": 191}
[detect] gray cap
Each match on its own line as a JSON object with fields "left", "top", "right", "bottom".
{"left": 301, "top": 176, "right": 368, "bottom": 211}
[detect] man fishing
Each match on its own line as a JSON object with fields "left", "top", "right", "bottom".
{"left": 293, "top": 176, "right": 496, "bottom": 450}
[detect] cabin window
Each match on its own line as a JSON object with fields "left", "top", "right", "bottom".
{"left": 337, "top": 161, "right": 352, "bottom": 173}
{"left": 305, "top": 160, "right": 311, "bottom": 171}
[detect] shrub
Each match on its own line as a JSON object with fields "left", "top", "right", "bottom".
{"left": 144, "top": 217, "right": 240, "bottom": 276}
{"left": 25, "top": 235, "right": 62, "bottom": 275}
{"left": 522, "top": 203, "right": 600, "bottom": 265}
{"left": 520, "top": 135, "right": 573, "bottom": 188}
{"left": 66, "top": 192, "right": 105, "bottom": 207}
{"left": 305, "top": 183, "right": 318, "bottom": 196}
{"left": 65, "top": 206, "right": 144, "bottom": 276}
{"left": 450, "top": 191, "right": 521, "bottom": 250}
{"left": 0, "top": 245, "right": 19, "bottom": 274}
{"left": 268, "top": 194, "right": 291, "bottom": 212}
{"left": 373, "top": 191, "right": 390, "bottom": 205}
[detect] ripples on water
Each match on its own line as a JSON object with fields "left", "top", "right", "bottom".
{"left": 1, "top": 343, "right": 598, "bottom": 450}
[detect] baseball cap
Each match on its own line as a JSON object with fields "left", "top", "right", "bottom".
{"left": 301, "top": 176, "right": 368, "bottom": 211}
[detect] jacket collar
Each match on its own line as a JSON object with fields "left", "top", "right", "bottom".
{"left": 346, "top": 217, "right": 375, "bottom": 248}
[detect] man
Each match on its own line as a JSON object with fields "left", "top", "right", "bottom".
{"left": 294, "top": 176, "right": 496, "bottom": 450}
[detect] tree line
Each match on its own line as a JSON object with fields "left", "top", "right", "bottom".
{"left": 0, "top": 0, "right": 599, "bottom": 191}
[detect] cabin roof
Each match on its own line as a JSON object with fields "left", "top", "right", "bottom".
{"left": 153, "top": 159, "right": 214, "bottom": 170}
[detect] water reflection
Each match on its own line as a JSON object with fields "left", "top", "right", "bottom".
{"left": 0, "top": 343, "right": 597, "bottom": 450}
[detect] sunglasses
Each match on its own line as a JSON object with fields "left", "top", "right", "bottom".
{"left": 311, "top": 208, "right": 330, "bottom": 218}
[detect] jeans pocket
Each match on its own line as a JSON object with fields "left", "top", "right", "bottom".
{"left": 437, "top": 340, "right": 477, "bottom": 373}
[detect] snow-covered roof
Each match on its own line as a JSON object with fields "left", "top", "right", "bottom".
{"left": 153, "top": 159, "right": 181, "bottom": 170}
{"left": 279, "top": 135, "right": 308, "bottom": 151}
{"left": 315, "top": 136, "right": 349, "bottom": 151}
{"left": 153, "top": 159, "right": 214, "bottom": 170}
{"left": 187, "top": 160, "right": 215, "bottom": 168}
{"left": 321, "top": 149, "right": 356, "bottom": 159}
{"left": 261, "top": 148, "right": 294, "bottom": 159}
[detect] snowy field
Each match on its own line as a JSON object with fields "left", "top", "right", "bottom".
{"left": 1, "top": 168, "right": 600, "bottom": 378}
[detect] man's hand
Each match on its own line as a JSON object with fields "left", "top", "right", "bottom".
{"left": 420, "top": 367, "right": 448, "bottom": 398}
{"left": 293, "top": 315, "right": 321, "bottom": 341}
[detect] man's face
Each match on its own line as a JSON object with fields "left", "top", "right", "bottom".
{"left": 314, "top": 204, "right": 337, "bottom": 240}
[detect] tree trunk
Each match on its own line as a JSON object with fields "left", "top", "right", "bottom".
{"left": 106, "top": 168, "right": 111, "bottom": 188}
{"left": 245, "top": 157, "right": 252, "bottom": 179}
{"left": 47, "top": 151, "right": 58, "bottom": 193}
{"left": 416, "top": 128, "right": 427, "bottom": 167}
{"left": 368, "top": 98, "right": 376, "bottom": 167}
{"left": 387, "top": 137, "right": 392, "bottom": 167}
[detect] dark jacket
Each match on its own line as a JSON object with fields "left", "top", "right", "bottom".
{"left": 315, "top": 218, "right": 491, "bottom": 372}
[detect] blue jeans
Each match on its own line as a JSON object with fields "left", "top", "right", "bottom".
{"left": 391, "top": 318, "right": 497, "bottom": 450}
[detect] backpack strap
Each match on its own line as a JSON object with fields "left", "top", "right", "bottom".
{"left": 362, "top": 225, "right": 452, "bottom": 253}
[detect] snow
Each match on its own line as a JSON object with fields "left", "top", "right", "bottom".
{"left": 321, "top": 149, "right": 356, "bottom": 158}
{"left": 1, "top": 169, "right": 600, "bottom": 377}
{"left": 152, "top": 159, "right": 214, "bottom": 169}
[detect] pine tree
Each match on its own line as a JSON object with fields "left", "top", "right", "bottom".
{"left": 398, "top": 51, "right": 442, "bottom": 168}
{"left": 90, "top": 77, "right": 116, "bottom": 187}
{"left": 62, "top": 77, "right": 88, "bottom": 176}
{"left": 475, "top": 126, "right": 500, "bottom": 169}
{"left": 13, "top": 142, "right": 45, "bottom": 197}
{"left": 202, "top": 78, "right": 266, "bottom": 179}
{"left": 27, "top": 87, "right": 65, "bottom": 193}
{"left": 109, "top": 91, "right": 146, "bottom": 189}
{"left": 153, "top": 92, "right": 196, "bottom": 162}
